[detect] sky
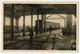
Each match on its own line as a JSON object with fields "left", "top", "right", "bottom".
{"left": 5, "top": 14, "right": 76, "bottom": 27}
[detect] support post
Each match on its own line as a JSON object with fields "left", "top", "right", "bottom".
{"left": 44, "top": 14, "right": 46, "bottom": 32}
{"left": 11, "top": 4, "right": 14, "bottom": 40}
{"left": 64, "top": 18, "right": 67, "bottom": 28}
{"left": 4, "top": 11, "right": 5, "bottom": 36}
{"left": 23, "top": 5, "right": 25, "bottom": 37}
{"left": 30, "top": 8, "right": 34, "bottom": 44}
{"left": 41, "top": 13, "right": 44, "bottom": 32}
{"left": 37, "top": 11, "right": 39, "bottom": 34}
{"left": 16, "top": 18, "right": 19, "bottom": 30}
{"left": 66, "top": 14, "right": 72, "bottom": 35}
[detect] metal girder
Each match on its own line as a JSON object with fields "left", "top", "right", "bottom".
{"left": 57, "top": 14, "right": 66, "bottom": 19}
{"left": 46, "top": 14, "right": 53, "bottom": 19}
{"left": 46, "top": 18, "right": 67, "bottom": 19}
{"left": 4, "top": 4, "right": 76, "bottom": 18}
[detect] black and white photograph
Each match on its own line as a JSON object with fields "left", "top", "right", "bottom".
{"left": 3, "top": 2, "right": 78, "bottom": 50}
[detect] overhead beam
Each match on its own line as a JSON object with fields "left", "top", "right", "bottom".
{"left": 46, "top": 18, "right": 67, "bottom": 19}
{"left": 4, "top": 4, "right": 76, "bottom": 18}
{"left": 57, "top": 14, "right": 66, "bottom": 19}
{"left": 46, "top": 14, "right": 53, "bottom": 19}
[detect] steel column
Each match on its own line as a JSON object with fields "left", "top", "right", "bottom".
{"left": 44, "top": 14, "right": 46, "bottom": 32}
{"left": 4, "top": 7, "right": 5, "bottom": 36}
{"left": 23, "top": 5, "right": 25, "bottom": 37}
{"left": 41, "top": 13, "right": 44, "bottom": 32}
{"left": 66, "top": 14, "right": 72, "bottom": 35}
{"left": 37, "top": 11, "right": 39, "bottom": 33}
{"left": 64, "top": 18, "right": 67, "bottom": 28}
{"left": 30, "top": 8, "right": 34, "bottom": 43}
{"left": 31, "top": 9, "right": 33, "bottom": 31}
{"left": 16, "top": 18, "right": 19, "bottom": 30}
{"left": 11, "top": 4, "right": 14, "bottom": 40}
